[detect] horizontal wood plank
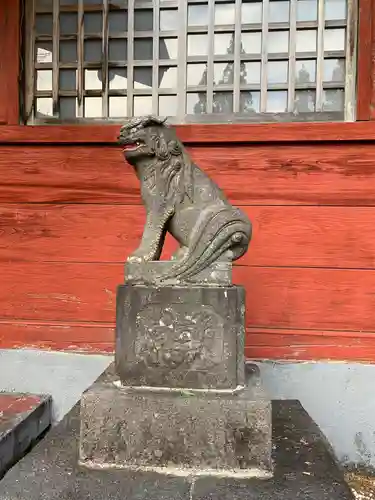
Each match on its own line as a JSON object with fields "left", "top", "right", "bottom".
{"left": 0, "top": 263, "right": 121, "bottom": 324}
{"left": 0, "top": 320, "right": 114, "bottom": 353}
{"left": 3, "top": 121, "right": 375, "bottom": 144}
{"left": 245, "top": 345, "right": 375, "bottom": 362}
{"left": 1, "top": 144, "right": 375, "bottom": 205}
{"left": 245, "top": 329, "right": 375, "bottom": 361}
{"left": 2, "top": 205, "right": 375, "bottom": 269}
{"left": 1, "top": 263, "right": 375, "bottom": 333}
{"left": 236, "top": 266, "right": 375, "bottom": 332}
{"left": 2, "top": 320, "right": 375, "bottom": 362}
{"left": 0, "top": 146, "right": 141, "bottom": 205}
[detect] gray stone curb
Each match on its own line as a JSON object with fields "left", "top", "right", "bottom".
{"left": 0, "top": 393, "right": 52, "bottom": 479}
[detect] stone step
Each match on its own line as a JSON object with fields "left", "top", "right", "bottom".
{"left": 0, "top": 393, "right": 52, "bottom": 479}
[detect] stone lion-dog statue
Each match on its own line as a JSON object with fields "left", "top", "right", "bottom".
{"left": 118, "top": 116, "right": 252, "bottom": 282}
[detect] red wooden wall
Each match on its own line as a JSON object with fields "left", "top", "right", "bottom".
{"left": 1, "top": 137, "right": 375, "bottom": 361}
{"left": 1, "top": 0, "right": 375, "bottom": 361}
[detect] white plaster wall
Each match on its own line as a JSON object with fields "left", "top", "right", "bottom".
{"left": 0, "top": 349, "right": 112, "bottom": 422}
{"left": 256, "top": 360, "right": 375, "bottom": 468}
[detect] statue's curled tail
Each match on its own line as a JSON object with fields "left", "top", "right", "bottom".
{"left": 160, "top": 206, "right": 252, "bottom": 281}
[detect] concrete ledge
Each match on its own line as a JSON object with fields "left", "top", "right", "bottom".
{"left": 0, "top": 393, "right": 52, "bottom": 479}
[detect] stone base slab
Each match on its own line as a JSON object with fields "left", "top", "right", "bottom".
{"left": 79, "top": 374, "right": 272, "bottom": 477}
{"left": 0, "top": 393, "right": 52, "bottom": 479}
{"left": 125, "top": 261, "right": 232, "bottom": 286}
{"left": 0, "top": 396, "right": 355, "bottom": 500}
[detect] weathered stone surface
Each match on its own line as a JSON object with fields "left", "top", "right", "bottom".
{"left": 0, "top": 393, "right": 51, "bottom": 479}
{"left": 78, "top": 372, "right": 272, "bottom": 476}
{"left": 125, "top": 261, "right": 232, "bottom": 286}
{"left": 118, "top": 116, "right": 252, "bottom": 283}
{"left": 193, "top": 399, "right": 355, "bottom": 499}
{"left": 0, "top": 399, "right": 354, "bottom": 499}
{"left": 115, "top": 283, "right": 245, "bottom": 389}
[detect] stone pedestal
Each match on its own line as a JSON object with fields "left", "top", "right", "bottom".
{"left": 79, "top": 275, "right": 273, "bottom": 478}
{"left": 115, "top": 283, "right": 245, "bottom": 389}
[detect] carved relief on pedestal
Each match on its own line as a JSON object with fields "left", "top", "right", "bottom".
{"left": 134, "top": 304, "right": 224, "bottom": 370}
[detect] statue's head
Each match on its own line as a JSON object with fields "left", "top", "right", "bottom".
{"left": 118, "top": 115, "right": 182, "bottom": 166}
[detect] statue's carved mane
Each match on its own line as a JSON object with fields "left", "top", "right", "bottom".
{"left": 119, "top": 115, "right": 252, "bottom": 280}
{"left": 121, "top": 115, "right": 167, "bottom": 131}
{"left": 142, "top": 117, "right": 194, "bottom": 204}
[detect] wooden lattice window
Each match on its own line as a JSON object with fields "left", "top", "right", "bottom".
{"left": 24, "top": 0, "right": 358, "bottom": 124}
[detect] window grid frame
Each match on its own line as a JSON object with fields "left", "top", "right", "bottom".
{"left": 24, "top": 0, "right": 358, "bottom": 124}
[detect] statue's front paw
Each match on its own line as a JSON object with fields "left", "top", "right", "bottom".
{"left": 127, "top": 248, "right": 152, "bottom": 263}
{"left": 127, "top": 254, "right": 146, "bottom": 263}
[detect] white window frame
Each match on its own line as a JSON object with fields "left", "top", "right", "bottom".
{"left": 24, "top": 0, "right": 358, "bottom": 124}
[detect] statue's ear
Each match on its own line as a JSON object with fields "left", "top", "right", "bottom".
{"left": 168, "top": 140, "right": 182, "bottom": 156}
{"left": 143, "top": 115, "right": 167, "bottom": 128}
{"left": 152, "top": 134, "right": 169, "bottom": 160}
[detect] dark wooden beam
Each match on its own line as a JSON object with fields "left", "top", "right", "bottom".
{"left": 357, "top": 0, "right": 375, "bottom": 120}
{"left": 3, "top": 121, "right": 375, "bottom": 143}
{"left": 0, "top": 0, "right": 21, "bottom": 125}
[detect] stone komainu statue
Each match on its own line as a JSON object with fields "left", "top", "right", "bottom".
{"left": 118, "top": 116, "right": 252, "bottom": 281}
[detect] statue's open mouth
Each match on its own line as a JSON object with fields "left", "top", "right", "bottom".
{"left": 121, "top": 140, "right": 143, "bottom": 153}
